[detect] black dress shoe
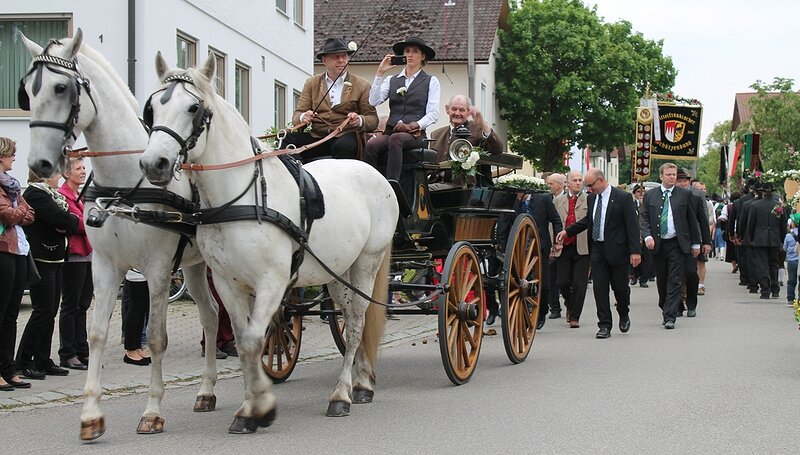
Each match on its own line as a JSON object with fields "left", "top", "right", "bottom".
{"left": 78, "top": 356, "right": 89, "bottom": 366}
{"left": 596, "top": 327, "right": 611, "bottom": 339}
{"left": 486, "top": 312, "right": 497, "bottom": 326}
{"left": 18, "top": 368, "right": 46, "bottom": 380}
{"left": 44, "top": 365, "right": 69, "bottom": 376}
{"left": 5, "top": 378, "right": 31, "bottom": 388}
{"left": 772, "top": 293, "right": 780, "bottom": 298}
{"left": 536, "top": 318, "right": 545, "bottom": 330}
{"left": 60, "top": 358, "right": 88, "bottom": 370}
{"left": 686, "top": 309, "right": 697, "bottom": 317}
{"left": 619, "top": 318, "right": 631, "bottom": 333}
{"left": 664, "top": 321, "right": 675, "bottom": 329}
{"left": 759, "top": 294, "right": 771, "bottom": 300}
{"left": 639, "top": 282, "right": 649, "bottom": 288}
{"left": 221, "top": 342, "right": 238, "bottom": 357}
{"left": 0, "top": 383, "right": 14, "bottom": 391}
{"left": 548, "top": 311, "right": 561, "bottom": 319}
{"left": 123, "top": 354, "right": 152, "bottom": 366}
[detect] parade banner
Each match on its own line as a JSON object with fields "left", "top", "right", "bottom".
{"left": 651, "top": 104, "right": 702, "bottom": 160}
{"left": 632, "top": 107, "right": 654, "bottom": 181}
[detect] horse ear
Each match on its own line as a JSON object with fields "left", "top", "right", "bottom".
{"left": 19, "top": 32, "right": 43, "bottom": 57}
{"left": 63, "top": 28, "right": 83, "bottom": 60}
{"left": 155, "top": 51, "right": 169, "bottom": 81}
{"left": 199, "top": 54, "right": 216, "bottom": 82}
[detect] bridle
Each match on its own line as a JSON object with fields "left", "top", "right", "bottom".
{"left": 143, "top": 74, "right": 213, "bottom": 169}
{"left": 18, "top": 40, "right": 98, "bottom": 156}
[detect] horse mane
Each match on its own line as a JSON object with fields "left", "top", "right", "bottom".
{"left": 77, "top": 44, "right": 139, "bottom": 111}
{"left": 45, "top": 37, "right": 139, "bottom": 112}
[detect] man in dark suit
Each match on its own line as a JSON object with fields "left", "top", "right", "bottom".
{"left": 746, "top": 182, "right": 786, "bottom": 298}
{"left": 555, "top": 169, "right": 641, "bottom": 339}
{"left": 675, "top": 169, "right": 711, "bottom": 317}
{"left": 727, "top": 181, "right": 755, "bottom": 286}
{"left": 285, "top": 37, "right": 379, "bottom": 161}
{"left": 487, "top": 192, "right": 562, "bottom": 329}
{"left": 737, "top": 182, "right": 762, "bottom": 293}
{"left": 640, "top": 163, "right": 702, "bottom": 329}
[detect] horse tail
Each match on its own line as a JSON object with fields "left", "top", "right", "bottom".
{"left": 362, "top": 243, "right": 390, "bottom": 369}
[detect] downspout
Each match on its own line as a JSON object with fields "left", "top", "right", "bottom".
{"left": 127, "top": 0, "right": 136, "bottom": 95}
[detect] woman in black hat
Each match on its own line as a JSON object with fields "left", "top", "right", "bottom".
{"left": 365, "top": 37, "right": 440, "bottom": 183}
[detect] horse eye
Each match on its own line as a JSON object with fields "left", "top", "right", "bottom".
{"left": 54, "top": 84, "right": 67, "bottom": 94}
{"left": 188, "top": 104, "right": 200, "bottom": 113}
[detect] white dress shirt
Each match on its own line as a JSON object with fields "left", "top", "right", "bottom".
{"left": 593, "top": 184, "right": 612, "bottom": 241}
{"left": 659, "top": 185, "right": 677, "bottom": 239}
{"left": 369, "top": 68, "right": 440, "bottom": 130}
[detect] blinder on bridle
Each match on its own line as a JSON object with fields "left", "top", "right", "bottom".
{"left": 144, "top": 73, "right": 213, "bottom": 164}
{"left": 18, "top": 43, "right": 97, "bottom": 148}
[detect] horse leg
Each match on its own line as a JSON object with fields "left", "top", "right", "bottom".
{"left": 325, "top": 279, "right": 368, "bottom": 417}
{"left": 352, "top": 245, "right": 389, "bottom": 404}
{"left": 80, "top": 262, "right": 125, "bottom": 441}
{"left": 136, "top": 268, "right": 172, "bottom": 434}
{"left": 182, "top": 263, "right": 219, "bottom": 412}
{"left": 211, "top": 277, "right": 280, "bottom": 434}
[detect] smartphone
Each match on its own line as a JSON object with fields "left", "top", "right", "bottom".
{"left": 390, "top": 55, "right": 407, "bottom": 66}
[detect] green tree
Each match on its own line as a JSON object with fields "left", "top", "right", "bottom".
{"left": 496, "top": 0, "right": 676, "bottom": 171}
{"left": 735, "top": 77, "right": 800, "bottom": 173}
{"left": 690, "top": 120, "right": 732, "bottom": 196}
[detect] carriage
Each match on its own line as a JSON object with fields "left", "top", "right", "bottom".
{"left": 265, "top": 148, "right": 544, "bottom": 385}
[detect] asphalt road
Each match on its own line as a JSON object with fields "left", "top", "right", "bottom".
{"left": 2, "top": 260, "right": 798, "bottom": 454}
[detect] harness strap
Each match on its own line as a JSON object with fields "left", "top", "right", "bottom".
{"left": 191, "top": 205, "right": 308, "bottom": 242}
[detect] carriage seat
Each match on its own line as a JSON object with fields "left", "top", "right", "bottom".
{"left": 402, "top": 147, "right": 438, "bottom": 164}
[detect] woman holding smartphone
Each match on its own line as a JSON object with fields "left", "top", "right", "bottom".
{"left": 365, "top": 37, "right": 440, "bottom": 183}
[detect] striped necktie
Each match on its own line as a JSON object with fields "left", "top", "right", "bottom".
{"left": 660, "top": 190, "right": 671, "bottom": 237}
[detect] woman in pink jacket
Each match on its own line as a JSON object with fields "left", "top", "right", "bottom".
{"left": 57, "top": 158, "right": 92, "bottom": 370}
{"left": 0, "top": 137, "right": 35, "bottom": 390}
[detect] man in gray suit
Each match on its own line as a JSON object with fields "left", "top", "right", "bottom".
{"left": 746, "top": 181, "right": 787, "bottom": 298}
{"left": 640, "top": 163, "right": 702, "bottom": 329}
{"left": 553, "top": 171, "right": 590, "bottom": 328}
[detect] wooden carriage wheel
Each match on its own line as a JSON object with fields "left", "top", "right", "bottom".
{"left": 262, "top": 308, "right": 302, "bottom": 383}
{"left": 324, "top": 298, "right": 348, "bottom": 356}
{"left": 500, "top": 213, "right": 542, "bottom": 364}
{"left": 438, "top": 242, "right": 484, "bottom": 385}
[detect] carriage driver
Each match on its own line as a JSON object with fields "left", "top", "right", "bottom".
{"left": 283, "top": 37, "right": 379, "bottom": 162}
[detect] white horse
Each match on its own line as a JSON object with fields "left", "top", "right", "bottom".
{"left": 20, "top": 29, "right": 222, "bottom": 440}
{"left": 139, "top": 53, "right": 396, "bottom": 433}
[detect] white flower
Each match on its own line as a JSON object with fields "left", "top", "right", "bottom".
{"left": 396, "top": 87, "right": 406, "bottom": 96}
{"left": 348, "top": 41, "right": 358, "bottom": 52}
{"left": 343, "top": 81, "right": 352, "bottom": 87}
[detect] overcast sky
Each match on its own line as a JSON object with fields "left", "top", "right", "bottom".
{"left": 589, "top": 0, "right": 799, "bottom": 154}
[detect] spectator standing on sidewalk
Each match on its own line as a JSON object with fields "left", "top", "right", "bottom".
{"left": 57, "top": 157, "right": 92, "bottom": 370}
{"left": 784, "top": 214, "right": 800, "bottom": 305}
{"left": 15, "top": 170, "right": 78, "bottom": 379}
{"left": 121, "top": 270, "right": 151, "bottom": 366}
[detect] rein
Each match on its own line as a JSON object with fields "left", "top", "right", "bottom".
{"left": 181, "top": 118, "right": 352, "bottom": 172}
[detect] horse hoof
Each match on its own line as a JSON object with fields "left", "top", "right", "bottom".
{"left": 326, "top": 400, "right": 351, "bottom": 417}
{"left": 193, "top": 395, "right": 217, "bottom": 412}
{"left": 352, "top": 388, "right": 374, "bottom": 404}
{"left": 80, "top": 417, "right": 106, "bottom": 441}
{"left": 228, "top": 416, "right": 259, "bottom": 434}
{"left": 136, "top": 416, "right": 165, "bottom": 434}
{"left": 256, "top": 408, "right": 277, "bottom": 428}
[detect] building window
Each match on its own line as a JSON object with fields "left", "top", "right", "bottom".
{"left": 274, "top": 81, "right": 287, "bottom": 128}
{"left": 208, "top": 47, "right": 226, "bottom": 98}
{"left": 1, "top": 15, "right": 70, "bottom": 112}
{"left": 235, "top": 61, "right": 250, "bottom": 123}
{"left": 293, "top": 0, "right": 304, "bottom": 26}
{"left": 176, "top": 31, "right": 196, "bottom": 69}
{"left": 276, "top": 0, "right": 287, "bottom": 14}
{"left": 293, "top": 89, "right": 301, "bottom": 113}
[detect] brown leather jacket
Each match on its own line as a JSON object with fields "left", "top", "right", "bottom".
{"left": 0, "top": 188, "right": 35, "bottom": 255}
{"left": 292, "top": 72, "right": 378, "bottom": 138}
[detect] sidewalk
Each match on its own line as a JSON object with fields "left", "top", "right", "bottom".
{"left": 0, "top": 296, "right": 437, "bottom": 412}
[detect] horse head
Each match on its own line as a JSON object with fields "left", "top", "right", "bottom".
{"left": 140, "top": 52, "right": 216, "bottom": 186}
{"left": 20, "top": 28, "right": 96, "bottom": 177}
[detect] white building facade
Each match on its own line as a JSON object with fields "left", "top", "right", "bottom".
{"left": 1, "top": 0, "right": 312, "bottom": 181}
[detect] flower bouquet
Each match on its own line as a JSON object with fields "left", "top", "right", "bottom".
{"left": 494, "top": 174, "right": 549, "bottom": 192}
{"left": 450, "top": 147, "right": 488, "bottom": 187}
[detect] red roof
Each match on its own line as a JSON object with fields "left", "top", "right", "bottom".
{"left": 731, "top": 92, "right": 782, "bottom": 131}
{"left": 315, "top": 0, "right": 509, "bottom": 63}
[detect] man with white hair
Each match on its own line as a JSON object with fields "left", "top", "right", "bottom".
{"left": 429, "top": 94, "right": 503, "bottom": 162}
{"left": 546, "top": 173, "right": 567, "bottom": 319}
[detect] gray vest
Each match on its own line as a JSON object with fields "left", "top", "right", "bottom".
{"left": 387, "top": 70, "right": 431, "bottom": 132}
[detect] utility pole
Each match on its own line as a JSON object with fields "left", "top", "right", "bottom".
{"left": 467, "top": 0, "right": 475, "bottom": 102}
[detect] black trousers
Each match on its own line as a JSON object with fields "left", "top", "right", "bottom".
{"left": 121, "top": 279, "right": 150, "bottom": 351}
{"left": 548, "top": 258, "right": 561, "bottom": 313}
{"left": 589, "top": 242, "right": 630, "bottom": 329}
{"left": 59, "top": 261, "right": 92, "bottom": 361}
{"left": 282, "top": 131, "right": 359, "bottom": 162}
{"left": 653, "top": 239, "right": 688, "bottom": 322}
{"left": 751, "top": 246, "right": 780, "bottom": 296}
{"left": 632, "top": 241, "right": 653, "bottom": 283}
{"left": 16, "top": 261, "right": 62, "bottom": 370}
{"left": 683, "top": 254, "right": 699, "bottom": 311}
{"left": 364, "top": 132, "right": 423, "bottom": 180}
{"left": 556, "top": 245, "right": 591, "bottom": 322}
{"left": 0, "top": 253, "right": 27, "bottom": 380}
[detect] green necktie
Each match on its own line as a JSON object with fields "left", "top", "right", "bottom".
{"left": 660, "top": 190, "right": 671, "bottom": 237}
